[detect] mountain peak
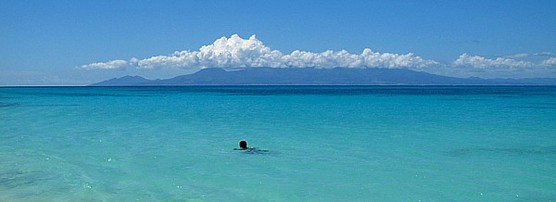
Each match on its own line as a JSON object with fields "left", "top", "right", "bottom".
{"left": 93, "top": 75, "right": 151, "bottom": 86}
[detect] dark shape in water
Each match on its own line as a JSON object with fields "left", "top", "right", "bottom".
{"left": 239, "top": 140, "right": 248, "bottom": 150}
{"left": 234, "top": 140, "right": 269, "bottom": 154}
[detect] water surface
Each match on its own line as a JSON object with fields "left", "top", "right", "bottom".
{"left": 1, "top": 86, "right": 555, "bottom": 201}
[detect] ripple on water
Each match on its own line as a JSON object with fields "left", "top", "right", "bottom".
{"left": 445, "top": 146, "right": 556, "bottom": 157}
{"left": 0, "top": 169, "right": 57, "bottom": 189}
{"left": 514, "top": 102, "right": 556, "bottom": 109}
{"left": 0, "top": 102, "right": 19, "bottom": 108}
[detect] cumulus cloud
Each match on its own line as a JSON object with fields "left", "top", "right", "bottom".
{"left": 543, "top": 57, "right": 556, "bottom": 66}
{"left": 80, "top": 59, "right": 128, "bottom": 70}
{"left": 453, "top": 53, "right": 534, "bottom": 69}
{"left": 82, "top": 34, "right": 437, "bottom": 70}
{"left": 79, "top": 34, "right": 554, "bottom": 79}
{"left": 136, "top": 35, "right": 284, "bottom": 69}
{"left": 282, "top": 49, "right": 437, "bottom": 68}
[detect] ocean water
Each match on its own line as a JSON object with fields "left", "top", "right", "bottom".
{"left": 1, "top": 86, "right": 555, "bottom": 201}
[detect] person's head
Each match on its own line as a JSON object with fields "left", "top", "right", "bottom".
{"left": 239, "top": 140, "right": 248, "bottom": 149}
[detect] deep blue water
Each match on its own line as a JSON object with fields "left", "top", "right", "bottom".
{"left": 1, "top": 86, "right": 555, "bottom": 201}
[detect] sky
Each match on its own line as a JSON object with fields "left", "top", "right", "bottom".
{"left": 1, "top": 0, "right": 556, "bottom": 85}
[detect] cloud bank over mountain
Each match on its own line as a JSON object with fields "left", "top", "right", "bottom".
{"left": 81, "top": 34, "right": 437, "bottom": 70}
{"left": 453, "top": 53, "right": 534, "bottom": 68}
{"left": 80, "top": 34, "right": 555, "bottom": 78}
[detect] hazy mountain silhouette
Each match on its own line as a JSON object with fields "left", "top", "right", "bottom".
{"left": 91, "top": 68, "right": 556, "bottom": 86}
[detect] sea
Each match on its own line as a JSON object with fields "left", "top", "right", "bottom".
{"left": 0, "top": 86, "right": 555, "bottom": 201}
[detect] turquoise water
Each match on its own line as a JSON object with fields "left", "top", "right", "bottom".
{"left": 1, "top": 86, "right": 555, "bottom": 201}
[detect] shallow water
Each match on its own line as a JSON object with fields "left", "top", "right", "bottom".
{"left": 1, "top": 86, "right": 555, "bottom": 201}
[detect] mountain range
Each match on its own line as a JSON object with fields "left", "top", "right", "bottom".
{"left": 91, "top": 67, "right": 556, "bottom": 86}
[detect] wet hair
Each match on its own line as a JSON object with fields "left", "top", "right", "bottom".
{"left": 239, "top": 140, "right": 248, "bottom": 149}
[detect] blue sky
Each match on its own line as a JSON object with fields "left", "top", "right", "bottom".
{"left": 1, "top": 0, "right": 556, "bottom": 85}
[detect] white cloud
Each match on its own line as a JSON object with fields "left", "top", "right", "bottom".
{"left": 507, "top": 52, "right": 554, "bottom": 59}
{"left": 508, "top": 53, "right": 530, "bottom": 58}
{"left": 82, "top": 34, "right": 437, "bottom": 70}
{"left": 543, "top": 57, "right": 556, "bottom": 66}
{"left": 137, "top": 35, "right": 284, "bottom": 69}
{"left": 453, "top": 53, "right": 534, "bottom": 69}
{"left": 80, "top": 59, "right": 128, "bottom": 70}
{"left": 282, "top": 48, "right": 437, "bottom": 68}
{"left": 79, "top": 34, "right": 554, "bottom": 79}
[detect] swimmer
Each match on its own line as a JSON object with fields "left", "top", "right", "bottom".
{"left": 234, "top": 140, "right": 253, "bottom": 151}
{"left": 234, "top": 140, "right": 270, "bottom": 153}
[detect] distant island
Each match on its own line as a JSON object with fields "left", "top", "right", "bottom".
{"left": 91, "top": 67, "right": 556, "bottom": 86}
